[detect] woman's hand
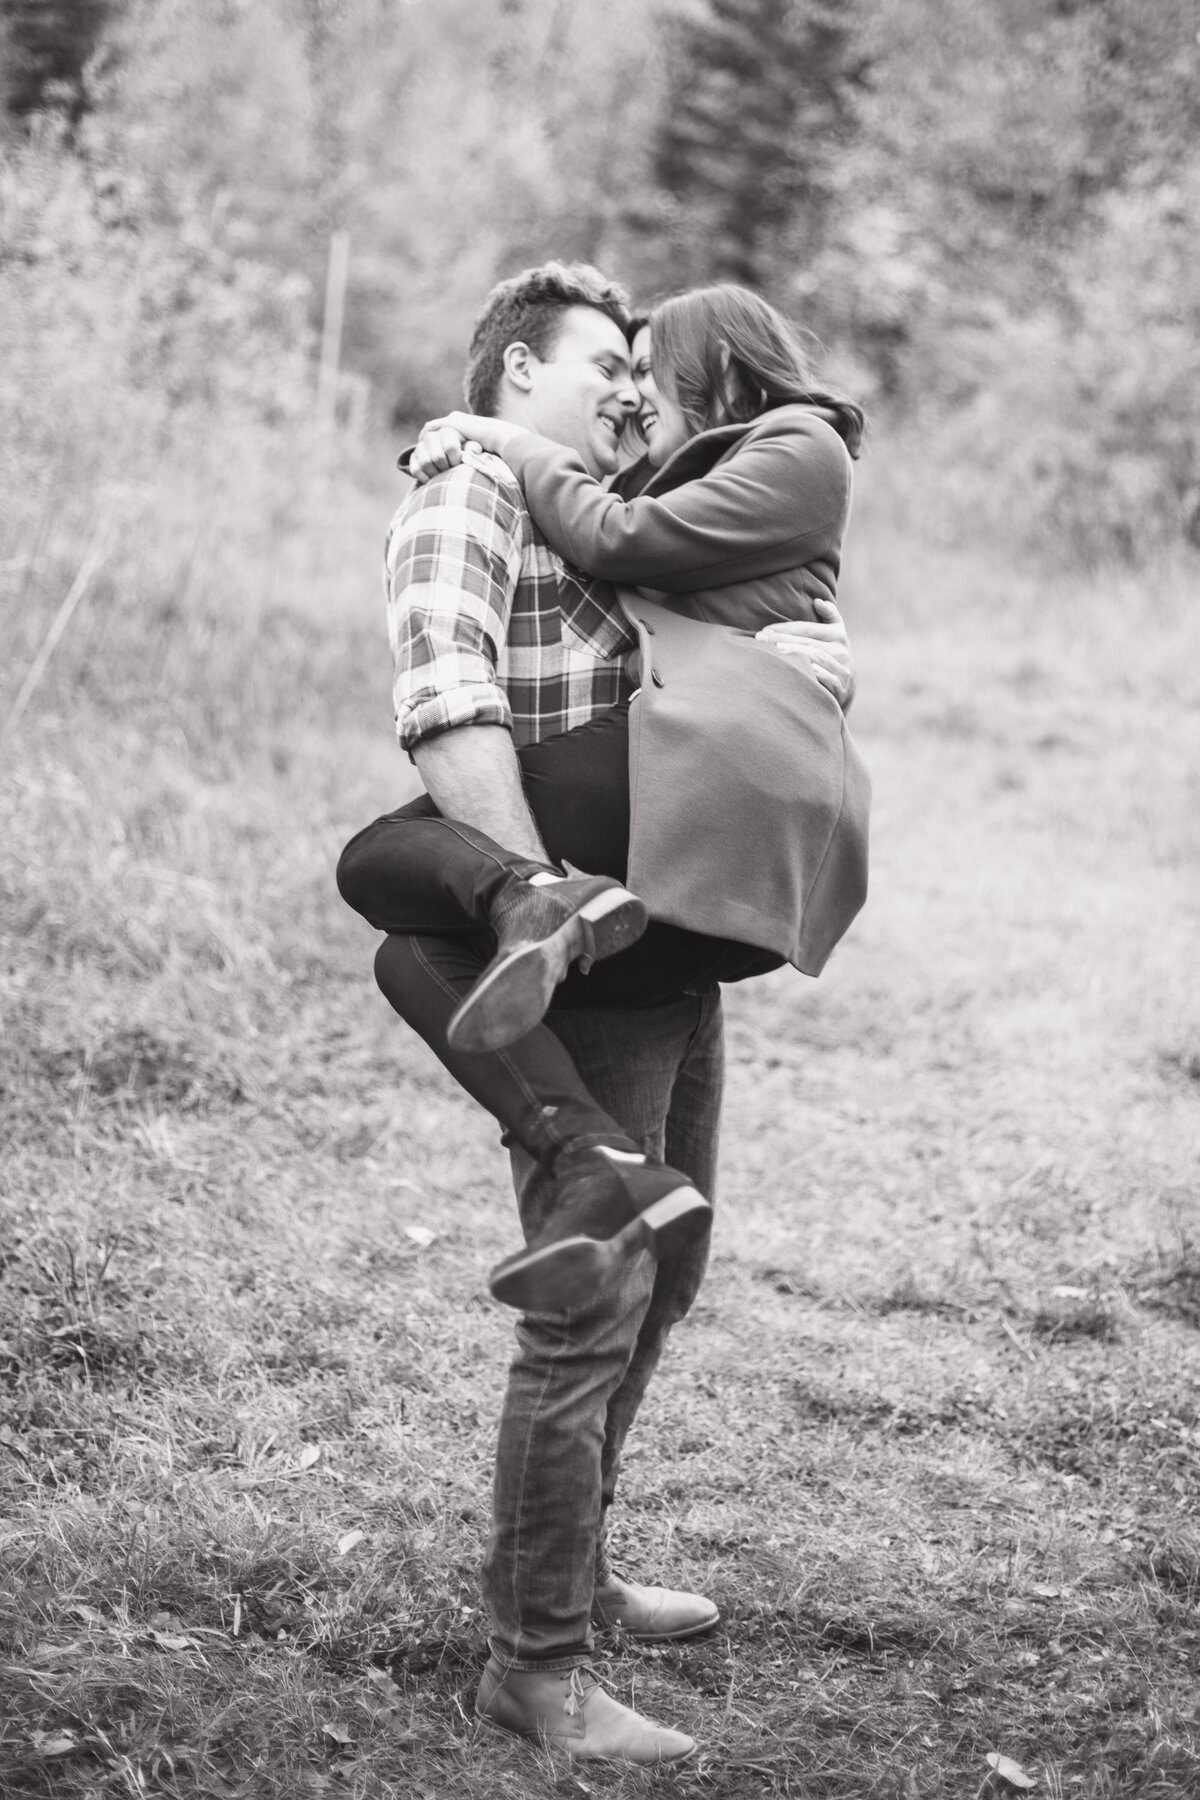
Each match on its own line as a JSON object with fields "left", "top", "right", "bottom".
{"left": 408, "top": 425, "right": 471, "bottom": 484}
{"left": 755, "top": 598, "right": 857, "bottom": 710}
{"left": 407, "top": 411, "right": 532, "bottom": 485}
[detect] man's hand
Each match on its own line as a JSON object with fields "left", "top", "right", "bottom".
{"left": 408, "top": 412, "right": 533, "bottom": 486}
{"left": 755, "top": 598, "right": 857, "bottom": 710}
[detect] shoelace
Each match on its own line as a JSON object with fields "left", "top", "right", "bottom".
{"left": 563, "top": 1665, "right": 590, "bottom": 1718}
{"left": 561, "top": 1663, "right": 618, "bottom": 1718}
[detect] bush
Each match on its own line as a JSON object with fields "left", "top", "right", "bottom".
{"left": 871, "top": 175, "right": 1200, "bottom": 569}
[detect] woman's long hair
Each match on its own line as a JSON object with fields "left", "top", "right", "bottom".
{"left": 649, "top": 286, "right": 864, "bottom": 458}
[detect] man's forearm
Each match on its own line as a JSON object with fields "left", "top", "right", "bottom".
{"left": 412, "top": 724, "right": 551, "bottom": 864}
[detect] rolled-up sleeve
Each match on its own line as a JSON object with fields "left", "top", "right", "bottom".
{"left": 385, "top": 464, "right": 524, "bottom": 751}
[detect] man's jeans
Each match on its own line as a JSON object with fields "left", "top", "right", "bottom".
{"left": 482, "top": 989, "right": 724, "bottom": 1671}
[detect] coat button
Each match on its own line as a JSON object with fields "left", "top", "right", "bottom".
{"left": 651, "top": 668, "right": 665, "bottom": 688}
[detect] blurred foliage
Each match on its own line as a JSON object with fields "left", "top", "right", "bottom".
{"left": 0, "top": 0, "right": 112, "bottom": 124}
{"left": 641, "top": 0, "right": 866, "bottom": 290}
{"left": 1, "top": 0, "right": 1198, "bottom": 565}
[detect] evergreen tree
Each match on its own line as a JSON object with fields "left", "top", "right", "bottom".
{"left": 1, "top": 0, "right": 113, "bottom": 125}
{"left": 649, "top": 0, "right": 865, "bottom": 289}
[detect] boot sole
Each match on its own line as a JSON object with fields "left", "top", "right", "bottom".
{"left": 489, "top": 1188, "right": 711, "bottom": 1312}
{"left": 448, "top": 889, "right": 649, "bottom": 1054}
{"left": 490, "top": 1234, "right": 626, "bottom": 1312}
{"left": 634, "top": 1183, "right": 712, "bottom": 1259}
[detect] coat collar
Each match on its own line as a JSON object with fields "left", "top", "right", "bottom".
{"left": 617, "top": 402, "right": 843, "bottom": 499}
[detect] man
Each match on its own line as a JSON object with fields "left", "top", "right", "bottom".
{"left": 345, "top": 264, "right": 855, "bottom": 1763}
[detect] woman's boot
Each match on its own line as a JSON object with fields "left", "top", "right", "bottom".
{"left": 447, "top": 868, "right": 648, "bottom": 1053}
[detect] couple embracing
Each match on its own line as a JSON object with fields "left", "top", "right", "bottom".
{"left": 337, "top": 261, "right": 870, "bottom": 1764}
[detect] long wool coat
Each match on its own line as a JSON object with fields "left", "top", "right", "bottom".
{"left": 502, "top": 405, "right": 871, "bottom": 976}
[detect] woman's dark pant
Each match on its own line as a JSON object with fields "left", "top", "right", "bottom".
{"left": 336, "top": 704, "right": 777, "bottom": 1172}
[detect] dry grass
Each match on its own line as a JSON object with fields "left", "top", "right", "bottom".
{"left": 2, "top": 452, "right": 1200, "bottom": 1798}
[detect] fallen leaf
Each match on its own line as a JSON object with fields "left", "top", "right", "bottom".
{"left": 65, "top": 1603, "right": 106, "bottom": 1626}
{"left": 1051, "top": 1286, "right": 1088, "bottom": 1299}
{"left": 987, "top": 1751, "right": 1035, "bottom": 1789}
{"left": 321, "top": 1722, "right": 353, "bottom": 1746}
{"left": 32, "top": 1731, "right": 78, "bottom": 1758}
{"left": 296, "top": 1443, "right": 321, "bottom": 1470}
{"left": 146, "top": 1629, "right": 198, "bottom": 1651}
{"left": 336, "top": 1529, "right": 364, "bottom": 1556}
{"left": 404, "top": 1225, "right": 436, "bottom": 1247}
{"left": 30, "top": 1640, "right": 83, "bottom": 1663}
{"left": 327, "top": 1759, "right": 364, "bottom": 1781}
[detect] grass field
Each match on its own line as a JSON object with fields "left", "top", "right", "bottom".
{"left": 2, "top": 475, "right": 1199, "bottom": 1799}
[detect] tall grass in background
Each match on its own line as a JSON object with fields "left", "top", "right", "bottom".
{"left": 0, "top": 129, "right": 406, "bottom": 1107}
{"left": 1, "top": 130, "right": 390, "bottom": 760}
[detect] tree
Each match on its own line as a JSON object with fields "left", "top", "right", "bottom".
{"left": 644, "top": 0, "right": 866, "bottom": 290}
{"left": 0, "top": 0, "right": 113, "bottom": 124}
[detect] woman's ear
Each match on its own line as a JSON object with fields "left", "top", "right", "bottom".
{"left": 712, "top": 342, "right": 738, "bottom": 426}
{"left": 501, "top": 341, "right": 536, "bottom": 393}
{"left": 718, "top": 345, "right": 759, "bottom": 424}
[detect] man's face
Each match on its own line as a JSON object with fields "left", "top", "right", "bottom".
{"left": 516, "top": 307, "right": 639, "bottom": 478}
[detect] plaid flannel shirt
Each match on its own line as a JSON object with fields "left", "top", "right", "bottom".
{"left": 385, "top": 451, "right": 637, "bottom": 752}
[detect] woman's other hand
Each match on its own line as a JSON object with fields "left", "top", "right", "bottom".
{"left": 407, "top": 410, "right": 535, "bottom": 485}
{"left": 755, "top": 598, "right": 857, "bottom": 710}
{"left": 408, "top": 425, "right": 471, "bottom": 485}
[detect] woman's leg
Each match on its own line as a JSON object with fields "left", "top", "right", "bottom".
{"left": 337, "top": 734, "right": 649, "bottom": 1052}
{"left": 336, "top": 703, "right": 640, "bottom": 940}
{"left": 337, "top": 794, "right": 559, "bottom": 935}
{"left": 335, "top": 702, "right": 637, "bottom": 941}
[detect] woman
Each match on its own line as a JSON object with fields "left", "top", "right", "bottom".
{"left": 337, "top": 285, "right": 869, "bottom": 1311}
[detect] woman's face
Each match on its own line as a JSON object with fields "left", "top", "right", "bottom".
{"left": 631, "top": 326, "right": 690, "bottom": 468}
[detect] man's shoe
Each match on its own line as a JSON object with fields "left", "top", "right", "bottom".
{"left": 593, "top": 1572, "right": 720, "bottom": 1643}
{"left": 488, "top": 1145, "right": 711, "bottom": 1312}
{"left": 475, "top": 1657, "right": 695, "bottom": 1765}
{"left": 447, "top": 869, "right": 648, "bottom": 1053}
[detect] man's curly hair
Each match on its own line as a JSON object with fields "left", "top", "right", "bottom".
{"left": 464, "top": 262, "right": 632, "bottom": 416}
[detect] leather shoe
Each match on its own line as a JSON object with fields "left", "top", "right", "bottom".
{"left": 488, "top": 1145, "right": 711, "bottom": 1312}
{"left": 475, "top": 1657, "right": 695, "bottom": 1764}
{"left": 448, "top": 868, "right": 648, "bottom": 1053}
{"left": 593, "top": 1572, "right": 720, "bottom": 1642}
